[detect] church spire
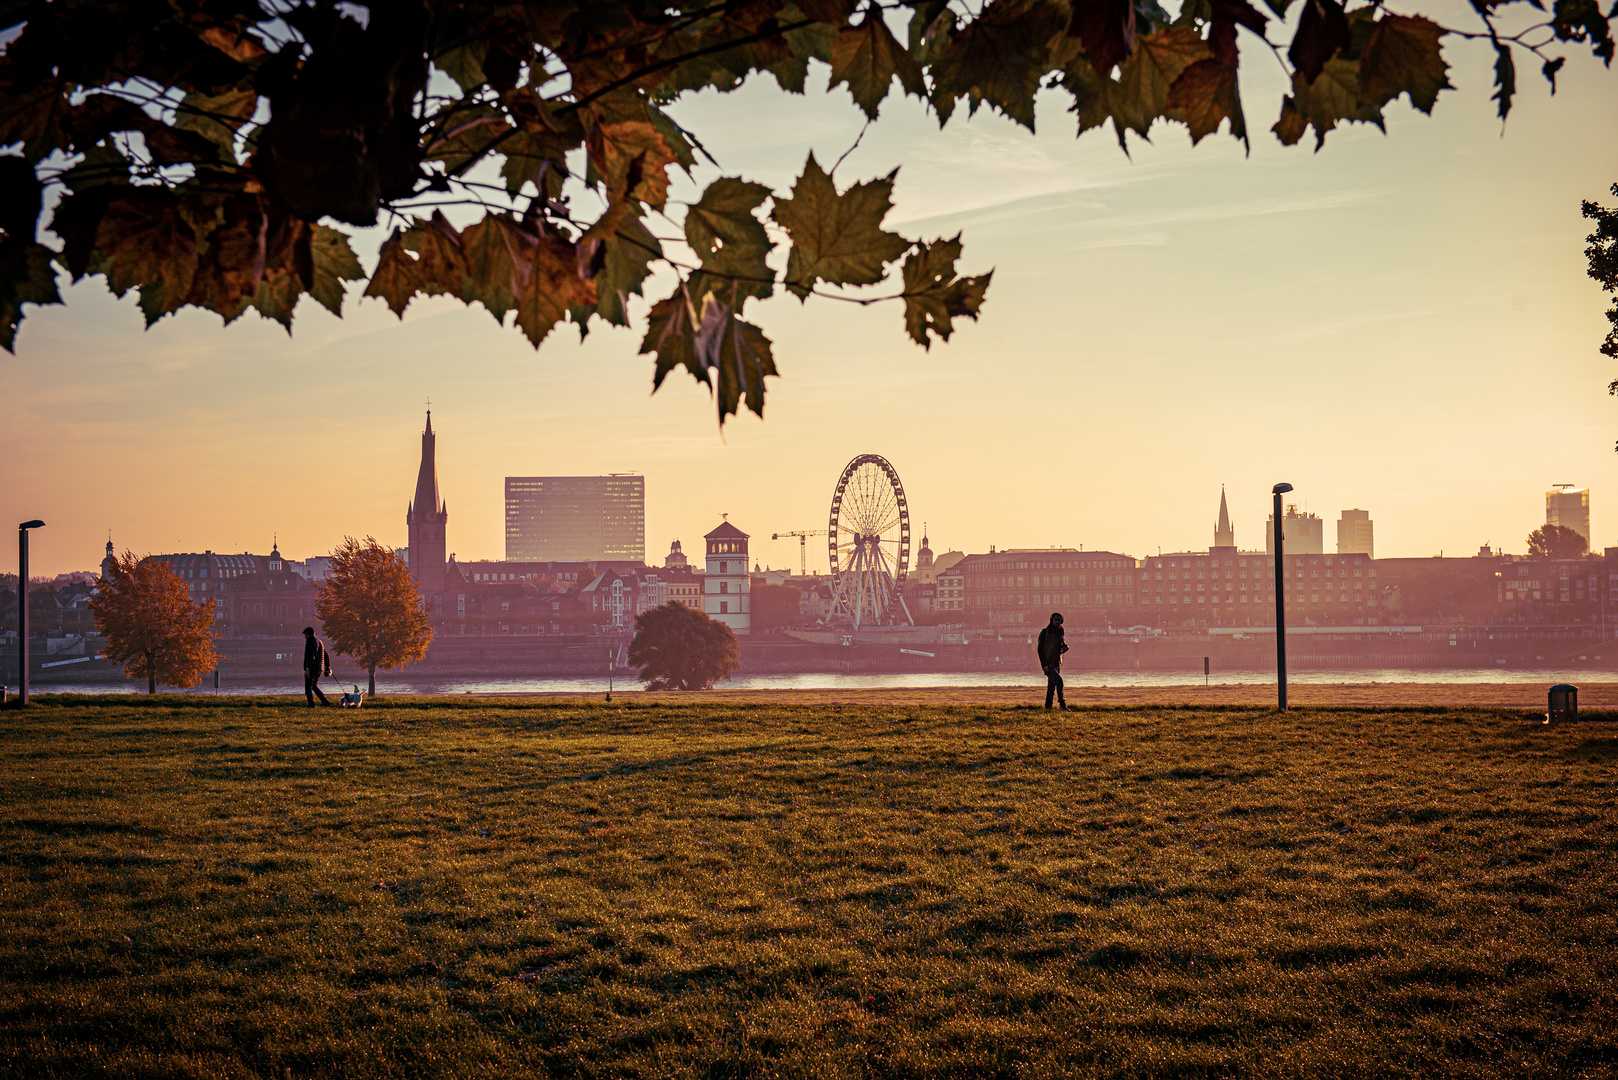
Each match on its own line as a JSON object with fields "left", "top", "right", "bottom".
{"left": 1213, "top": 486, "right": 1235, "bottom": 550}
{"left": 413, "top": 410, "right": 441, "bottom": 518}
{"left": 407, "top": 409, "right": 449, "bottom": 595}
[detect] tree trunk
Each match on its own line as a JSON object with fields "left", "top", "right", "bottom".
{"left": 368, "top": 665, "right": 376, "bottom": 698}
{"left": 148, "top": 671, "right": 156, "bottom": 694}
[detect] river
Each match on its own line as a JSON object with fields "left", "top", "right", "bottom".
{"left": 19, "top": 667, "right": 1606, "bottom": 696}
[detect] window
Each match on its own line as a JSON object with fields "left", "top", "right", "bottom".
{"left": 720, "top": 581, "right": 729, "bottom": 593}
{"left": 720, "top": 601, "right": 729, "bottom": 613}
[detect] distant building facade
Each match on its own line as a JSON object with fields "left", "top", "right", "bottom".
{"left": 1139, "top": 550, "right": 1378, "bottom": 627}
{"left": 958, "top": 549, "right": 1136, "bottom": 627}
{"left": 505, "top": 475, "right": 645, "bottom": 562}
{"left": 1546, "top": 486, "right": 1591, "bottom": 548}
{"left": 1337, "top": 509, "right": 1374, "bottom": 558}
{"left": 704, "top": 520, "right": 751, "bottom": 634}
{"left": 1266, "top": 504, "right": 1324, "bottom": 554}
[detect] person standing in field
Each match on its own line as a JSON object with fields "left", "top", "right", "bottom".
{"left": 1037, "top": 612, "right": 1069, "bottom": 711}
{"left": 302, "top": 626, "right": 331, "bottom": 707}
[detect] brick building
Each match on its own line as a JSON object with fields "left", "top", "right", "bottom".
{"left": 958, "top": 548, "right": 1138, "bottom": 628}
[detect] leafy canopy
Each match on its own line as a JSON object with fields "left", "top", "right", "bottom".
{"left": 90, "top": 551, "right": 222, "bottom": 694}
{"left": 314, "top": 536, "right": 433, "bottom": 694}
{"left": 629, "top": 601, "right": 741, "bottom": 690}
{"left": 1, "top": 0, "right": 1612, "bottom": 423}
{"left": 1527, "top": 523, "right": 1588, "bottom": 559}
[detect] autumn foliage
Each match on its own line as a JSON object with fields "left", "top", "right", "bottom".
{"left": 3, "top": 1, "right": 1611, "bottom": 422}
{"left": 91, "top": 551, "right": 222, "bottom": 694}
{"left": 314, "top": 537, "right": 433, "bottom": 696}
{"left": 629, "top": 602, "right": 741, "bottom": 691}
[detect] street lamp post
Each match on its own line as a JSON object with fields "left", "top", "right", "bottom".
{"left": 1271, "top": 486, "right": 1292, "bottom": 711}
{"left": 17, "top": 520, "right": 45, "bottom": 706}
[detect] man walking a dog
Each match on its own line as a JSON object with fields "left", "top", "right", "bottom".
{"left": 1037, "top": 612, "right": 1069, "bottom": 711}
{"left": 302, "top": 626, "right": 331, "bottom": 706}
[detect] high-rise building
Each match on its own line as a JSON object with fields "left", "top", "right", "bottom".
{"left": 504, "top": 475, "right": 645, "bottom": 562}
{"left": 1266, "top": 504, "right": 1324, "bottom": 554}
{"left": 1546, "top": 485, "right": 1591, "bottom": 547}
{"left": 1213, "top": 487, "right": 1235, "bottom": 552}
{"left": 1337, "top": 509, "right": 1374, "bottom": 558}
{"left": 407, "top": 411, "right": 448, "bottom": 595}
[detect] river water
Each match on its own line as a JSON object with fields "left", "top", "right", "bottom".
{"left": 18, "top": 668, "right": 1607, "bottom": 696}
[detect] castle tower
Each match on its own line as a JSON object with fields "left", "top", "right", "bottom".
{"left": 1212, "top": 487, "right": 1235, "bottom": 552}
{"left": 703, "top": 519, "right": 750, "bottom": 635}
{"left": 407, "top": 410, "right": 448, "bottom": 595}
{"left": 918, "top": 525, "right": 934, "bottom": 571}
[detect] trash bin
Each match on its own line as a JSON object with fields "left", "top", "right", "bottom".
{"left": 1548, "top": 684, "right": 1579, "bottom": 723}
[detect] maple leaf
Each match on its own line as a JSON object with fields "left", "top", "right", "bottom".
{"left": 685, "top": 177, "right": 775, "bottom": 305}
{"left": 461, "top": 213, "right": 538, "bottom": 323}
{"left": 830, "top": 12, "right": 925, "bottom": 119}
{"left": 0, "top": 240, "right": 61, "bottom": 353}
{"left": 1288, "top": 0, "right": 1352, "bottom": 86}
{"left": 1070, "top": 0, "right": 1137, "bottom": 77}
{"left": 580, "top": 206, "right": 662, "bottom": 328}
{"left": 1065, "top": 27, "right": 1212, "bottom": 148}
{"left": 772, "top": 153, "right": 911, "bottom": 299}
{"left": 512, "top": 236, "right": 596, "bottom": 347}
{"left": 1166, "top": 58, "right": 1248, "bottom": 145}
{"left": 89, "top": 190, "right": 200, "bottom": 305}
{"left": 901, "top": 235, "right": 993, "bottom": 350}
{"left": 180, "top": 195, "right": 270, "bottom": 322}
{"left": 408, "top": 211, "right": 470, "bottom": 300}
{"left": 309, "top": 225, "right": 364, "bottom": 316}
{"left": 365, "top": 231, "right": 420, "bottom": 317}
{"left": 642, "top": 284, "right": 705, "bottom": 391}
{"left": 692, "top": 294, "right": 778, "bottom": 421}
{"left": 1208, "top": 0, "right": 1269, "bottom": 67}
{"left": 1271, "top": 61, "right": 1383, "bottom": 148}
{"left": 586, "top": 120, "right": 677, "bottom": 209}
{"left": 1357, "top": 15, "right": 1452, "bottom": 114}
{"left": 930, "top": 0, "right": 1069, "bottom": 130}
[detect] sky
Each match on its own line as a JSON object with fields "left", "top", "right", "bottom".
{"left": 4, "top": 1, "right": 1618, "bottom": 577}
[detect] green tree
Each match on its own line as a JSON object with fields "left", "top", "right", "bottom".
{"left": 314, "top": 536, "right": 433, "bottom": 696}
{"left": 91, "top": 551, "right": 222, "bottom": 694}
{"left": 1527, "top": 523, "right": 1588, "bottom": 559}
{"left": 629, "top": 601, "right": 741, "bottom": 690}
{"left": 752, "top": 583, "right": 804, "bottom": 633}
{"left": 3, "top": 2, "right": 1612, "bottom": 422}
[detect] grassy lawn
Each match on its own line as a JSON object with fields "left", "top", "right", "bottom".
{"left": 0, "top": 697, "right": 1614, "bottom": 1078}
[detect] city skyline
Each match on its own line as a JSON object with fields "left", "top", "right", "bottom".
{"left": 3, "top": 7, "right": 1616, "bottom": 577}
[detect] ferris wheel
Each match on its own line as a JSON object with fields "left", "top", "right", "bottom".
{"left": 827, "top": 454, "right": 913, "bottom": 628}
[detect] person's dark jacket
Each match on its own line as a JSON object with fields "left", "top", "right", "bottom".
{"left": 303, "top": 635, "right": 330, "bottom": 677}
{"left": 1037, "top": 624, "right": 1067, "bottom": 671}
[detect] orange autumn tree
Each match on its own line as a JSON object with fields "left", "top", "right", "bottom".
{"left": 91, "top": 551, "right": 222, "bottom": 694}
{"left": 314, "top": 536, "right": 433, "bottom": 696}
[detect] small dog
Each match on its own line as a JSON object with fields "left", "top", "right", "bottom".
{"left": 339, "top": 685, "right": 365, "bottom": 708}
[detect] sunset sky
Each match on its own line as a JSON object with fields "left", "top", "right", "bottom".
{"left": 4, "top": 1, "right": 1618, "bottom": 577}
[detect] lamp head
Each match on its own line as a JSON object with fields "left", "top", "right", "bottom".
{"left": 19, "top": 520, "right": 44, "bottom": 530}
{"left": 1271, "top": 484, "right": 1293, "bottom": 495}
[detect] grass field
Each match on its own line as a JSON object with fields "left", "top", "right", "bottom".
{"left": 1, "top": 696, "right": 1614, "bottom": 1078}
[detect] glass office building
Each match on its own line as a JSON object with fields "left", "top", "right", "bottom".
{"left": 505, "top": 475, "right": 646, "bottom": 562}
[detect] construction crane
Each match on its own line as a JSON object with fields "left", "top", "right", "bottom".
{"left": 772, "top": 530, "right": 827, "bottom": 577}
